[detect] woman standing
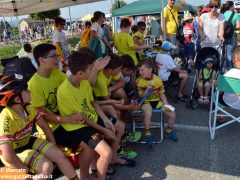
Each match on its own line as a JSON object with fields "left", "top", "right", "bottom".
{"left": 198, "top": 0, "right": 225, "bottom": 49}
{"left": 90, "top": 11, "right": 112, "bottom": 57}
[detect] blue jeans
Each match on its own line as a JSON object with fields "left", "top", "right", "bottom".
{"left": 225, "top": 37, "right": 234, "bottom": 69}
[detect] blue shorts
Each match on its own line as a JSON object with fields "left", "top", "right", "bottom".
{"left": 184, "top": 42, "right": 195, "bottom": 58}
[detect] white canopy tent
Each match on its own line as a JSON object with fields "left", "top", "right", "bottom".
{"left": 0, "top": 0, "right": 105, "bottom": 44}
{"left": 0, "top": 0, "right": 104, "bottom": 17}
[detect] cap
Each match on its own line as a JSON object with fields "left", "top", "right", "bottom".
{"left": 204, "top": 56, "right": 215, "bottom": 63}
{"left": 161, "top": 41, "right": 177, "bottom": 51}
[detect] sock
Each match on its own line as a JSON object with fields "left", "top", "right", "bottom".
{"left": 145, "top": 129, "right": 151, "bottom": 136}
{"left": 166, "top": 127, "right": 173, "bottom": 133}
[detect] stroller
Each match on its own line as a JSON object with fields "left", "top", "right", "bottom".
{"left": 186, "top": 45, "right": 223, "bottom": 109}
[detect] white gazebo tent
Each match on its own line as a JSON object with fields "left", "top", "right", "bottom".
{"left": 0, "top": 0, "right": 105, "bottom": 44}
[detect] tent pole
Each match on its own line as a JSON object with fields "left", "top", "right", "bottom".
{"left": 10, "top": 17, "right": 16, "bottom": 39}
{"left": 15, "top": 15, "right": 23, "bottom": 46}
{"left": 68, "top": 7, "right": 73, "bottom": 36}
{"left": 160, "top": 0, "right": 166, "bottom": 41}
{"left": 11, "top": 1, "right": 23, "bottom": 46}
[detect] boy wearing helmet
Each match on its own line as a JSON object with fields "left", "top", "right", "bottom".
{"left": 197, "top": 57, "right": 217, "bottom": 104}
{"left": 0, "top": 75, "right": 78, "bottom": 179}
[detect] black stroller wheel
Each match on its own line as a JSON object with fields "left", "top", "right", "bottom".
{"left": 186, "top": 99, "right": 192, "bottom": 108}
{"left": 191, "top": 100, "right": 198, "bottom": 110}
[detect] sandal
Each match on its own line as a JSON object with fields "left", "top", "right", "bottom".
{"left": 177, "top": 96, "right": 186, "bottom": 102}
{"left": 91, "top": 165, "right": 115, "bottom": 176}
{"left": 203, "top": 97, "right": 209, "bottom": 105}
{"left": 198, "top": 96, "right": 204, "bottom": 104}
{"left": 111, "top": 157, "right": 136, "bottom": 167}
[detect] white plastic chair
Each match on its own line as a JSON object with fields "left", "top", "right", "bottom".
{"left": 209, "top": 75, "right": 240, "bottom": 140}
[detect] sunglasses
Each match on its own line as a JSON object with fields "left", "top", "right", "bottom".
{"left": 210, "top": 5, "right": 218, "bottom": 9}
{"left": 44, "top": 54, "right": 60, "bottom": 59}
{"left": 59, "top": 22, "right": 66, "bottom": 26}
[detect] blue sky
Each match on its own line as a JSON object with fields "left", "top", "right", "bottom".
{"left": 4, "top": 0, "right": 228, "bottom": 23}
{"left": 60, "top": 0, "right": 229, "bottom": 20}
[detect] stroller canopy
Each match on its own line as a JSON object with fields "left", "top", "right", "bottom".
{"left": 195, "top": 47, "right": 220, "bottom": 70}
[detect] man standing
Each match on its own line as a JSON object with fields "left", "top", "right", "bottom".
{"left": 163, "top": 0, "right": 187, "bottom": 53}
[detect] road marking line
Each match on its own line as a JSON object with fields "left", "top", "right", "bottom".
{"left": 165, "top": 123, "right": 209, "bottom": 132}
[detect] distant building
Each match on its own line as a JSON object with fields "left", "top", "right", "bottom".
{"left": 19, "top": 18, "right": 54, "bottom": 31}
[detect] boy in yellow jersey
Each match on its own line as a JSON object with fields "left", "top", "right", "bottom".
{"left": 133, "top": 21, "right": 146, "bottom": 46}
{"left": 93, "top": 54, "right": 127, "bottom": 101}
{"left": 28, "top": 44, "right": 94, "bottom": 179}
{"left": 133, "top": 21, "right": 146, "bottom": 59}
{"left": 113, "top": 18, "right": 152, "bottom": 65}
{"left": 136, "top": 59, "right": 177, "bottom": 147}
{"left": 0, "top": 75, "right": 78, "bottom": 179}
{"left": 57, "top": 49, "right": 135, "bottom": 178}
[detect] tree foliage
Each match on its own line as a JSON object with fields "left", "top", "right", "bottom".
{"left": 112, "top": 0, "right": 127, "bottom": 10}
{"left": 0, "top": 20, "right": 11, "bottom": 35}
{"left": 30, "top": 9, "right": 60, "bottom": 21}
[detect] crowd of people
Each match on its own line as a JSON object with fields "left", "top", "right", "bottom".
{"left": 0, "top": 0, "right": 240, "bottom": 179}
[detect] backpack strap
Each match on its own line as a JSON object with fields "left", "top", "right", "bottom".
{"left": 228, "top": 11, "right": 235, "bottom": 23}
{"left": 167, "top": 6, "right": 179, "bottom": 29}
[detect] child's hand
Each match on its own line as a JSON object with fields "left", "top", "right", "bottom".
{"left": 147, "top": 81, "right": 154, "bottom": 89}
{"left": 68, "top": 112, "right": 85, "bottom": 124}
{"left": 128, "top": 102, "right": 139, "bottom": 111}
{"left": 93, "top": 56, "right": 111, "bottom": 71}
{"left": 103, "top": 119, "right": 115, "bottom": 133}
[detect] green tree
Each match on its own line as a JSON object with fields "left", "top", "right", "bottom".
{"left": 0, "top": 20, "right": 11, "bottom": 36}
{"left": 30, "top": 9, "right": 60, "bottom": 26}
{"left": 112, "top": 0, "right": 127, "bottom": 10}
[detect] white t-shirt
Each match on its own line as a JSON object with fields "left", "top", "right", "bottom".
{"left": 155, "top": 53, "right": 177, "bottom": 81}
{"left": 53, "top": 30, "right": 69, "bottom": 59}
{"left": 223, "top": 68, "right": 240, "bottom": 110}
{"left": 200, "top": 13, "right": 225, "bottom": 48}
{"left": 91, "top": 22, "right": 105, "bottom": 53}
{"left": 26, "top": 53, "right": 38, "bottom": 69}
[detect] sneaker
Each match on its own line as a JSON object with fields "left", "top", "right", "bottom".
{"left": 145, "top": 135, "right": 153, "bottom": 148}
{"left": 165, "top": 130, "right": 178, "bottom": 142}
{"left": 122, "top": 131, "right": 142, "bottom": 143}
{"left": 117, "top": 147, "right": 138, "bottom": 159}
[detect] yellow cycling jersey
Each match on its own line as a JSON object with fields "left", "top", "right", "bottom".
{"left": 0, "top": 105, "right": 39, "bottom": 150}
{"left": 136, "top": 74, "right": 165, "bottom": 102}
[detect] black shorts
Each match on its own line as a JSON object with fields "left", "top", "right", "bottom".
{"left": 97, "top": 116, "right": 117, "bottom": 127}
{"left": 168, "top": 71, "right": 180, "bottom": 82}
{"left": 163, "top": 71, "right": 180, "bottom": 88}
{"left": 54, "top": 125, "right": 102, "bottom": 151}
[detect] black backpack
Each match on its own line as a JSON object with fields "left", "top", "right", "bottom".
{"left": 224, "top": 12, "right": 235, "bottom": 39}
{"left": 2, "top": 57, "right": 36, "bottom": 81}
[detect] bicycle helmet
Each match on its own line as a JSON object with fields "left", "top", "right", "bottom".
{"left": 0, "top": 74, "right": 28, "bottom": 106}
